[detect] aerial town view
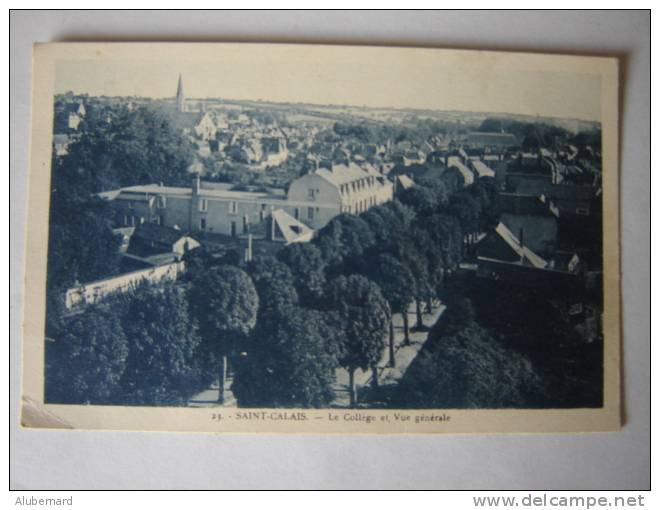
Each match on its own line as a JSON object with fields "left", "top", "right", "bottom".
{"left": 44, "top": 72, "right": 604, "bottom": 410}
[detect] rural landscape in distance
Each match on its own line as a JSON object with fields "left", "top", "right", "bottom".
{"left": 45, "top": 74, "right": 604, "bottom": 410}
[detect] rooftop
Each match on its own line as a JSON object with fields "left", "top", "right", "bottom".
{"left": 132, "top": 222, "right": 193, "bottom": 245}
{"left": 494, "top": 222, "right": 548, "bottom": 269}
{"left": 116, "top": 183, "right": 286, "bottom": 201}
{"left": 315, "top": 162, "right": 381, "bottom": 187}
{"left": 471, "top": 159, "right": 496, "bottom": 178}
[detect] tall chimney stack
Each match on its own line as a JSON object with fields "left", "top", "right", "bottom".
{"left": 193, "top": 174, "right": 200, "bottom": 195}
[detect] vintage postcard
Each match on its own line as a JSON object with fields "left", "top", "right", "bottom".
{"left": 21, "top": 42, "right": 620, "bottom": 433}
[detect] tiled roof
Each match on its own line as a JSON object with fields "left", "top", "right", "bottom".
{"left": 315, "top": 163, "right": 378, "bottom": 187}
{"left": 132, "top": 222, "right": 191, "bottom": 245}
{"left": 271, "top": 209, "right": 314, "bottom": 244}
{"left": 494, "top": 222, "right": 548, "bottom": 269}
{"left": 471, "top": 160, "right": 496, "bottom": 178}
{"left": 447, "top": 156, "right": 474, "bottom": 186}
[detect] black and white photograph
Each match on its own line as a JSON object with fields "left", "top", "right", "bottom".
{"left": 21, "top": 42, "right": 620, "bottom": 433}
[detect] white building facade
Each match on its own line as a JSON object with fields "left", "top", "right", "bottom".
{"left": 105, "top": 163, "right": 394, "bottom": 238}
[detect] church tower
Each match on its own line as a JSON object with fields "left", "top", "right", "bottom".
{"left": 176, "top": 74, "right": 186, "bottom": 113}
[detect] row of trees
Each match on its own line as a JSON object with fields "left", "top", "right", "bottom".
{"left": 46, "top": 164, "right": 503, "bottom": 407}
{"left": 397, "top": 297, "right": 545, "bottom": 408}
{"left": 46, "top": 97, "right": 510, "bottom": 407}
{"left": 46, "top": 283, "right": 206, "bottom": 405}
{"left": 46, "top": 105, "right": 199, "bottom": 340}
{"left": 232, "top": 172, "right": 501, "bottom": 406}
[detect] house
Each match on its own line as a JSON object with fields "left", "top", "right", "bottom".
{"left": 470, "top": 159, "right": 496, "bottom": 179}
{"left": 291, "top": 163, "right": 393, "bottom": 219}
{"left": 394, "top": 174, "right": 415, "bottom": 194}
{"left": 476, "top": 222, "right": 580, "bottom": 288}
{"left": 515, "top": 181, "right": 599, "bottom": 218}
{"left": 498, "top": 193, "right": 560, "bottom": 257}
{"left": 267, "top": 209, "right": 314, "bottom": 244}
{"left": 103, "top": 163, "right": 393, "bottom": 238}
{"left": 477, "top": 222, "right": 548, "bottom": 270}
{"left": 127, "top": 223, "right": 200, "bottom": 258}
{"left": 193, "top": 112, "right": 218, "bottom": 141}
{"left": 447, "top": 155, "right": 474, "bottom": 186}
{"left": 466, "top": 131, "right": 519, "bottom": 150}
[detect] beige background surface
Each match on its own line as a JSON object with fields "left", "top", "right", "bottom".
{"left": 10, "top": 10, "right": 649, "bottom": 489}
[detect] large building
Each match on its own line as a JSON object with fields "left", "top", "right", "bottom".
{"left": 103, "top": 163, "right": 394, "bottom": 240}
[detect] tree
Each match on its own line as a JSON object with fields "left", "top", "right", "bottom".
{"left": 246, "top": 256, "right": 299, "bottom": 329}
{"left": 118, "top": 283, "right": 204, "bottom": 405}
{"left": 426, "top": 213, "right": 463, "bottom": 279}
{"left": 232, "top": 306, "right": 342, "bottom": 408}
{"left": 325, "top": 275, "right": 389, "bottom": 405}
{"left": 398, "top": 301, "right": 544, "bottom": 408}
{"left": 396, "top": 240, "right": 431, "bottom": 334}
{"left": 46, "top": 194, "right": 122, "bottom": 292}
{"left": 468, "top": 177, "right": 501, "bottom": 230}
{"left": 53, "top": 105, "right": 196, "bottom": 195}
{"left": 448, "top": 191, "right": 481, "bottom": 249}
{"left": 367, "top": 254, "right": 414, "bottom": 365}
{"left": 277, "top": 243, "right": 326, "bottom": 304}
{"left": 398, "top": 185, "right": 438, "bottom": 217}
{"left": 45, "top": 305, "right": 128, "bottom": 404}
{"left": 188, "top": 265, "right": 259, "bottom": 403}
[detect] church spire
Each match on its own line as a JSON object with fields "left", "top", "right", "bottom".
{"left": 176, "top": 74, "right": 186, "bottom": 113}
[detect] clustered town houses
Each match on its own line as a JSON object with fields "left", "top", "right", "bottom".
{"left": 55, "top": 75, "right": 602, "bottom": 315}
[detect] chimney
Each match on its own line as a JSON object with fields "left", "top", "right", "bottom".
{"left": 247, "top": 233, "right": 253, "bottom": 262}
{"left": 269, "top": 206, "right": 276, "bottom": 241}
{"left": 192, "top": 174, "right": 200, "bottom": 195}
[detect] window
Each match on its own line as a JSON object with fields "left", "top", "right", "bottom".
{"left": 229, "top": 201, "right": 238, "bottom": 214}
{"left": 128, "top": 201, "right": 134, "bottom": 209}
{"left": 199, "top": 199, "right": 208, "bottom": 212}
{"left": 157, "top": 196, "right": 167, "bottom": 209}
{"left": 123, "top": 215, "right": 129, "bottom": 226}
{"left": 200, "top": 218, "right": 207, "bottom": 230}
{"left": 157, "top": 215, "right": 164, "bottom": 226}
{"left": 243, "top": 216, "right": 249, "bottom": 234}
{"left": 294, "top": 208, "right": 300, "bottom": 220}
{"left": 308, "top": 188, "right": 316, "bottom": 200}
{"left": 307, "top": 207, "right": 314, "bottom": 220}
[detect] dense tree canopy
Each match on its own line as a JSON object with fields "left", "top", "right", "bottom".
{"left": 188, "top": 265, "right": 259, "bottom": 403}
{"left": 232, "top": 305, "right": 342, "bottom": 408}
{"left": 45, "top": 305, "right": 128, "bottom": 404}
{"left": 398, "top": 298, "right": 544, "bottom": 408}
{"left": 52, "top": 105, "right": 196, "bottom": 195}
{"left": 277, "top": 243, "right": 326, "bottom": 304}
{"left": 325, "top": 274, "right": 390, "bottom": 405}
{"left": 118, "top": 284, "right": 204, "bottom": 405}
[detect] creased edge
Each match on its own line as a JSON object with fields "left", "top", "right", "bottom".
{"left": 21, "top": 396, "right": 74, "bottom": 429}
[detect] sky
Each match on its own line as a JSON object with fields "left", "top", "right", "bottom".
{"left": 54, "top": 44, "right": 603, "bottom": 122}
